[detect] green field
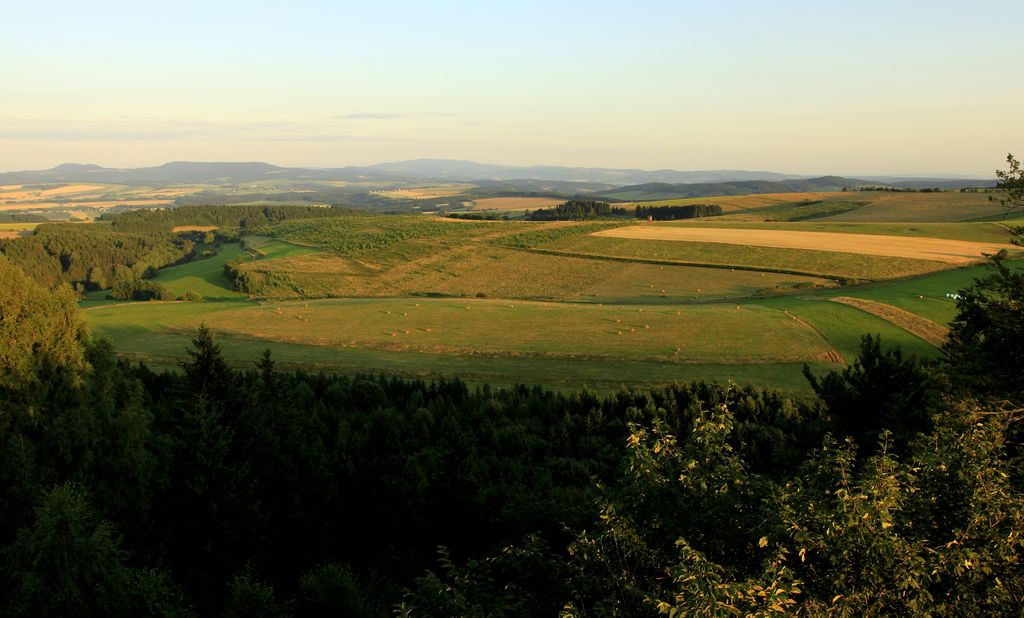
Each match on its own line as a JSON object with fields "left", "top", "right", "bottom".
{"left": 82, "top": 295, "right": 858, "bottom": 391}
{"left": 819, "top": 260, "right": 1015, "bottom": 324}
{"left": 150, "top": 244, "right": 251, "bottom": 299}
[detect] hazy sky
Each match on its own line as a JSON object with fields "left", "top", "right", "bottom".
{"left": 2, "top": 0, "right": 1022, "bottom": 175}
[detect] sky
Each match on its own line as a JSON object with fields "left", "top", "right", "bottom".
{"left": 2, "top": 0, "right": 1023, "bottom": 176}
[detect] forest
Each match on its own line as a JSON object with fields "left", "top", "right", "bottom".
{"left": 633, "top": 204, "right": 724, "bottom": 220}
{"left": 1, "top": 235, "right": 1023, "bottom": 615}
{"left": 0, "top": 206, "right": 360, "bottom": 293}
{"left": 526, "top": 200, "right": 628, "bottom": 221}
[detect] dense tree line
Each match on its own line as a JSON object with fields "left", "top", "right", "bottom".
{"left": 101, "top": 204, "right": 363, "bottom": 234}
{"left": 0, "top": 223, "right": 192, "bottom": 290}
{"left": 0, "top": 206, "right": 371, "bottom": 295}
{"left": 445, "top": 212, "right": 509, "bottom": 221}
{"left": 0, "top": 213, "right": 48, "bottom": 223}
{"left": 634, "top": 203, "right": 724, "bottom": 220}
{"left": 2, "top": 244, "right": 1023, "bottom": 615}
{"left": 526, "top": 200, "right": 628, "bottom": 221}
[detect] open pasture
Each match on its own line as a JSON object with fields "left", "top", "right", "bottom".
{"left": 200, "top": 298, "right": 833, "bottom": 364}
{"left": 592, "top": 225, "right": 1015, "bottom": 264}
{"left": 82, "top": 295, "right": 850, "bottom": 391}
{"left": 81, "top": 284, "right": 950, "bottom": 391}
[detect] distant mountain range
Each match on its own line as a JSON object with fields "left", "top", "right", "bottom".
{"left": 0, "top": 160, "right": 800, "bottom": 186}
{"left": 0, "top": 160, "right": 996, "bottom": 190}
{"left": 345, "top": 159, "right": 802, "bottom": 185}
{"left": 597, "top": 176, "right": 864, "bottom": 200}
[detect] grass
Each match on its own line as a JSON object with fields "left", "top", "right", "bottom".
{"left": 149, "top": 244, "right": 251, "bottom": 300}
{"left": 82, "top": 289, "right": 953, "bottom": 392}
{"left": 762, "top": 297, "right": 941, "bottom": 363}
{"left": 83, "top": 296, "right": 852, "bottom": 392}
{"left": 816, "top": 259, "right": 1024, "bottom": 325}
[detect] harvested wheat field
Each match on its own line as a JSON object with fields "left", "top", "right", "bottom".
{"left": 470, "top": 197, "right": 565, "bottom": 211}
{"left": 593, "top": 226, "right": 1016, "bottom": 264}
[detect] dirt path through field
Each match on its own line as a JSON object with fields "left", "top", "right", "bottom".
{"left": 593, "top": 226, "right": 1014, "bottom": 263}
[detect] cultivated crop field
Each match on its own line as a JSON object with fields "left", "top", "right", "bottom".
{"left": 592, "top": 225, "right": 1014, "bottom": 263}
